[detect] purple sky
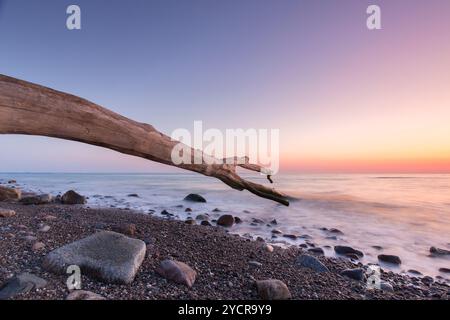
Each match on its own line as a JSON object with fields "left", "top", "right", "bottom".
{"left": 1, "top": 0, "right": 449, "bottom": 173}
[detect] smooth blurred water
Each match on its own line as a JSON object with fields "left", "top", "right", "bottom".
{"left": 1, "top": 172, "right": 449, "bottom": 279}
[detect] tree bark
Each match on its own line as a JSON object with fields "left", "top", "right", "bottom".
{"left": 0, "top": 74, "right": 289, "bottom": 205}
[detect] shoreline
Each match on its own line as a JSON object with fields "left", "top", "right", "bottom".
{"left": 1, "top": 197, "right": 449, "bottom": 299}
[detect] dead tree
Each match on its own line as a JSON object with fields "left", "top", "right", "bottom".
{"left": 0, "top": 74, "right": 289, "bottom": 205}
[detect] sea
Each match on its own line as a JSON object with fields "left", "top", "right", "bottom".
{"left": 1, "top": 172, "right": 449, "bottom": 279}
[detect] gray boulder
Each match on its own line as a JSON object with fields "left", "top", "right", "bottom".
{"left": 156, "top": 260, "right": 197, "bottom": 287}
{"left": 0, "top": 186, "right": 21, "bottom": 201}
{"left": 256, "top": 279, "right": 291, "bottom": 300}
{"left": 378, "top": 254, "right": 401, "bottom": 265}
{"left": 61, "top": 190, "right": 86, "bottom": 205}
{"left": 183, "top": 194, "right": 206, "bottom": 203}
{"left": 430, "top": 247, "right": 450, "bottom": 256}
{"left": 217, "top": 214, "right": 234, "bottom": 227}
{"left": 43, "top": 231, "right": 146, "bottom": 284}
{"left": 0, "top": 273, "right": 47, "bottom": 300}
{"left": 295, "top": 254, "right": 329, "bottom": 273}
{"left": 334, "top": 246, "right": 364, "bottom": 257}
{"left": 341, "top": 268, "right": 365, "bottom": 281}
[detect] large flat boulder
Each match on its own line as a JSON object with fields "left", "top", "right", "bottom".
{"left": 43, "top": 231, "right": 146, "bottom": 284}
{"left": 0, "top": 186, "right": 21, "bottom": 201}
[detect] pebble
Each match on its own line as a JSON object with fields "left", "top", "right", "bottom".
{"left": 380, "top": 281, "right": 394, "bottom": 292}
{"left": 256, "top": 279, "right": 291, "bottom": 300}
{"left": 308, "top": 247, "right": 324, "bottom": 256}
{"left": 249, "top": 261, "right": 263, "bottom": 267}
{"left": 334, "top": 246, "right": 364, "bottom": 257}
{"left": 32, "top": 242, "right": 45, "bottom": 251}
{"left": 295, "top": 254, "right": 329, "bottom": 273}
{"left": 38, "top": 225, "right": 51, "bottom": 233}
{"left": 341, "top": 268, "right": 365, "bottom": 281}
{"left": 378, "top": 254, "right": 402, "bottom": 265}
{"left": 0, "top": 209, "right": 16, "bottom": 218}
{"left": 217, "top": 215, "right": 234, "bottom": 227}
{"left": 66, "top": 290, "right": 106, "bottom": 300}
{"left": 183, "top": 194, "right": 206, "bottom": 203}
{"left": 156, "top": 260, "right": 197, "bottom": 288}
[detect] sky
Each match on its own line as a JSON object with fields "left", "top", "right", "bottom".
{"left": 1, "top": 0, "right": 449, "bottom": 173}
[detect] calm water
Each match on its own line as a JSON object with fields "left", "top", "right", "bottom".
{"left": 1, "top": 172, "right": 449, "bottom": 279}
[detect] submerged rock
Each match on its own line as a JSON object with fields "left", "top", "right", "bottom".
{"left": 0, "top": 273, "right": 47, "bottom": 300}
{"left": 430, "top": 247, "right": 450, "bottom": 256}
{"left": 334, "top": 246, "right": 364, "bottom": 258}
{"left": 256, "top": 279, "right": 291, "bottom": 300}
{"left": 127, "top": 193, "right": 139, "bottom": 198}
{"left": 329, "top": 228, "right": 344, "bottom": 235}
{"left": 61, "top": 190, "right": 86, "bottom": 205}
{"left": 156, "top": 260, "right": 197, "bottom": 288}
{"left": 295, "top": 254, "right": 329, "bottom": 273}
{"left": 217, "top": 215, "right": 234, "bottom": 227}
{"left": 0, "top": 186, "right": 21, "bottom": 201}
{"left": 438, "top": 268, "right": 450, "bottom": 274}
{"left": 195, "top": 214, "right": 208, "bottom": 221}
{"left": 378, "top": 254, "right": 401, "bottom": 265}
{"left": 408, "top": 269, "right": 422, "bottom": 275}
{"left": 43, "top": 231, "right": 146, "bottom": 284}
{"left": 307, "top": 247, "right": 324, "bottom": 256}
{"left": 183, "top": 194, "right": 206, "bottom": 203}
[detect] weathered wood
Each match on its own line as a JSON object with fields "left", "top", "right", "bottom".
{"left": 0, "top": 74, "right": 289, "bottom": 205}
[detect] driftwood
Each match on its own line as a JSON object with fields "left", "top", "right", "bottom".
{"left": 0, "top": 74, "right": 289, "bottom": 205}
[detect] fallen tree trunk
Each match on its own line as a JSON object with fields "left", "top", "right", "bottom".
{"left": 0, "top": 74, "right": 289, "bottom": 205}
